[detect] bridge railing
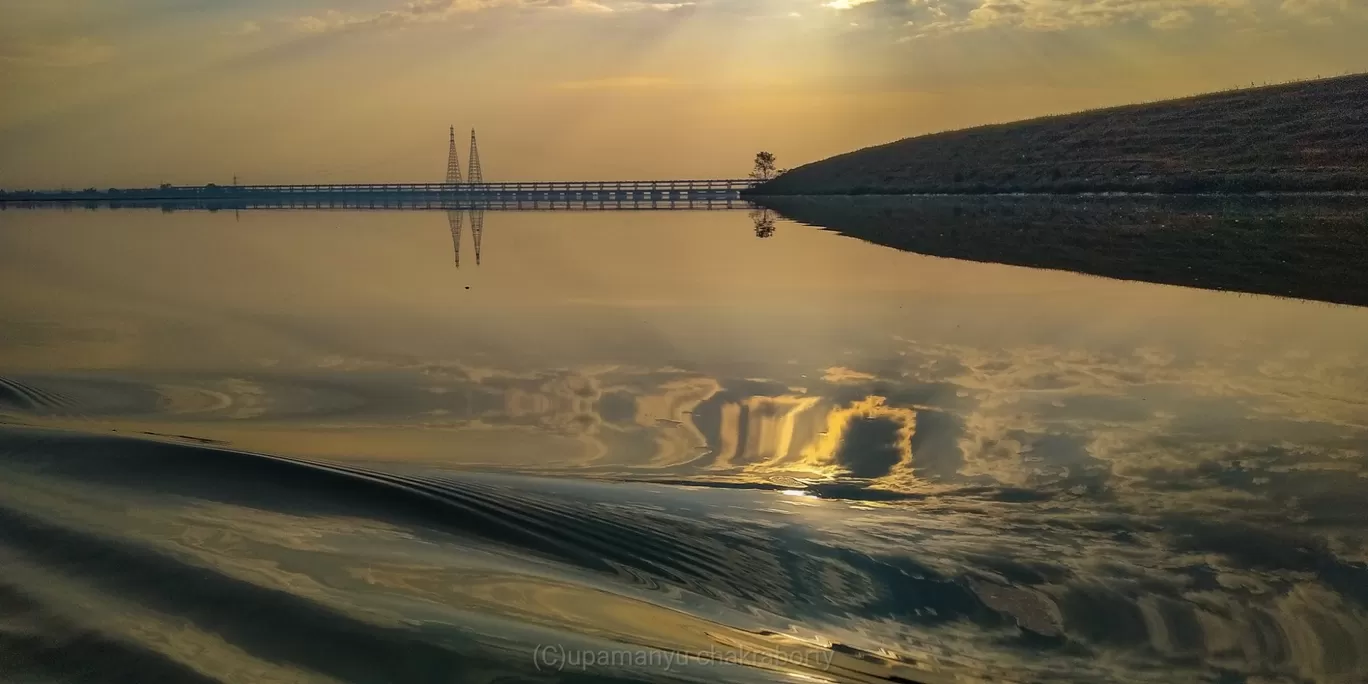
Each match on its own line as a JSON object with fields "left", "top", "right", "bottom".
{"left": 169, "top": 179, "right": 758, "bottom": 194}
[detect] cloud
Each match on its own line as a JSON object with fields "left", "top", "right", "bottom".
{"left": 1280, "top": 0, "right": 1346, "bottom": 13}
{"left": 1280, "top": 0, "right": 1363, "bottom": 22}
{"left": 554, "top": 76, "right": 678, "bottom": 89}
{"left": 1149, "top": 8, "right": 1194, "bottom": 27}
{"left": 290, "top": 0, "right": 685, "bottom": 33}
{"left": 823, "top": 0, "right": 878, "bottom": 9}
{"left": 571, "top": 0, "right": 616, "bottom": 11}
{"left": 835, "top": 0, "right": 1262, "bottom": 38}
{"left": 620, "top": 0, "right": 696, "bottom": 10}
{"left": 225, "top": 21, "right": 263, "bottom": 37}
{"left": 292, "top": 0, "right": 497, "bottom": 33}
{"left": 0, "top": 38, "right": 115, "bottom": 68}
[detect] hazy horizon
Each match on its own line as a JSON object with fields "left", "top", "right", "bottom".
{"left": 3, "top": 0, "right": 1367, "bottom": 189}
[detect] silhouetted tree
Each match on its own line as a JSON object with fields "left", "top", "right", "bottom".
{"left": 750, "top": 151, "right": 778, "bottom": 182}
{"left": 750, "top": 208, "right": 776, "bottom": 238}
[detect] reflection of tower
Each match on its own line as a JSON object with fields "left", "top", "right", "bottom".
{"left": 445, "top": 126, "right": 462, "bottom": 184}
{"left": 447, "top": 210, "right": 463, "bottom": 267}
{"left": 467, "top": 129, "right": 483, "bottom": 184}
{"left": 469, "top": 209, "right": 484, "bottom": 265}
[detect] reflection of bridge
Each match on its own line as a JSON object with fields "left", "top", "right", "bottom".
{"left": 447, "top": 208, "right": 483, "bottom": 268}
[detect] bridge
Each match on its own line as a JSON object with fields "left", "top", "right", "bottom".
{"left": 0, "top": 127, "right": 762, "bottom": 207}
{"left": 228, "top": 179, "right": 751, "bottom": 197}
{"left": 164, "top": 178, "right": 754, "bottom": 202}
{"left": 0, "top": 178, "right": 757, "bottom": 208}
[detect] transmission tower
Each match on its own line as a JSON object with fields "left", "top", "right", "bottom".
{"left": 447, "top": 210, "right": 463, "bottom": 267}
{"left": 445, "top": 126, "right": 462, "bottom": 184}
{"left": 467, "top": 129, "right": 483, "bottom": 184}
{"left": 469, "top": 208, "right": 484, "bottom": 265}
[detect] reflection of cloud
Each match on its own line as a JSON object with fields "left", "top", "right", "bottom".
{"left": 710, "top": 394, "right": 826, "bottom": 472}
{"left": 628, "top": 376, "right": 719, "bottom": 464}
{"left": 24, "top": 330, "right": 1365, "bottom": 533}
{"left": 9, "top": 317, "right": 1368, "bottom": 684}
{"left": 822, "top": 366, "right": 876, "bottom": 384}
{"left": 834, "top": 416, "right": 906, "bottom": 478}
{"left": 798, "top": 396, "right": 916, "bottom": 482}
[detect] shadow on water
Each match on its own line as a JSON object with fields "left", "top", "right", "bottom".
{"left": 752, "top": 194, "right": 1368, "bottom": 307}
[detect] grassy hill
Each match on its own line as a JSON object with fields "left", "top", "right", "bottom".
{"left": 756, "top": 74, "right": 1368, "bottom": 195}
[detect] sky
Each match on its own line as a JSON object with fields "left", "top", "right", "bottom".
{"left": 1, "top": 0, "right": 1367, "bottom": 188}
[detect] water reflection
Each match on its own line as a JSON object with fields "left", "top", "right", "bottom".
{"left": 447, "top": 208, "right": 486, "bottom": 267}
{"left": 2, "top": 207, "right": 1367, "bottom": 683}
{"left": 750, "top": 207, "right": 777, "bottom": 238}
{"left": 758, "top": 195, "right": 1368, "bottom": 307}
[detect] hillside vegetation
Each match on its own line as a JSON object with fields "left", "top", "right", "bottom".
{"left": 757, "top": 74, "right": 1368, "bottom": 195}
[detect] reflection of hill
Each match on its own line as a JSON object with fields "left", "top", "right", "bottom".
{"left": 758, "top": 195, "right": 1368, "bottom": 307}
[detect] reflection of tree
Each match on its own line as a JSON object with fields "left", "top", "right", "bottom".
{"left": 750, "top": 208, "right": 776, "bottom": 238}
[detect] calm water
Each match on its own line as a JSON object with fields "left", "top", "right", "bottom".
{"left": 2, "top": 207, "right": 1367, "bottom": 684}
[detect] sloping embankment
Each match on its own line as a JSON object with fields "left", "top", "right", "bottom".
{"left": 755, "top": 74, "right": 1368, "bottom": 195}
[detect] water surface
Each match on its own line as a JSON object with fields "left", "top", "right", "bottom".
{"left": 2, "top": 207, "right": 1367, "bottom": 683}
